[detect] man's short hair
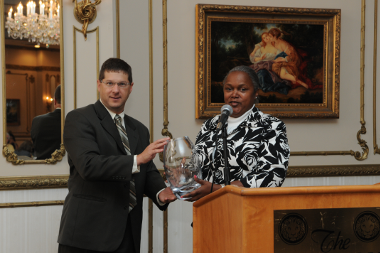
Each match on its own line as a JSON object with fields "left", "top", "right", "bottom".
{"left": 99, "top": 58, "right": 133, "bottom": 83}
{"left": 54, "top": 85, "right": 61, "bottom": 104}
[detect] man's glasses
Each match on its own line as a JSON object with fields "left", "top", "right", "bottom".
{"left": 101, "top": 80, "right": 130, "bottom": 88}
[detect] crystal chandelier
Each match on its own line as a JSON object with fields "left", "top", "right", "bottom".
{"left": 5, "top": 1, "right": 60, "bottom": 47}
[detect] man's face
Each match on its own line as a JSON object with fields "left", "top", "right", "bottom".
{"left": 97, "top": 70, "right": 134, "bottom": 114}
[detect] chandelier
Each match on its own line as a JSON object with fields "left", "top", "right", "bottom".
{"left": 5, "top": 1, "right": 60, "bottom": 47}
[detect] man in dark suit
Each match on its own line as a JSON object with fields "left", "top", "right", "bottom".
{"left": 58, "top": 58, "right": 176, "bottom": 253}
{"left": 31, "top": 85, "right": 62, "bottom": 159}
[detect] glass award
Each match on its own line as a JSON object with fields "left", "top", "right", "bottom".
{"left": 163, "top": 136, "right": 201, "bottom": 199}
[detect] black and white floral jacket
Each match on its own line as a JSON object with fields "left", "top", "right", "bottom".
{"left": 194, "top": 106, "right": 289, "bottom": 188}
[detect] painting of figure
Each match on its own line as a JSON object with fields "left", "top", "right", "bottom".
{"left": 210, "top": 22, "right": 324, "bottom": 104}
{"left": 6, "top": 99, "right": 20, "bottom": 126}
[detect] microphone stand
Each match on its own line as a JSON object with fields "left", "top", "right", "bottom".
{"left": 222, "top": 123, "right": 230, "bottom": 185}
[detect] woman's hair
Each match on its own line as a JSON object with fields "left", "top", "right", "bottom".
{"left": 223, "top": 66, "right": 260, "bottom": 104}
{"left": 268, "top": 28, "right": 290, "bottom": 39}
{"left": 261, "top": 32, "right": 269, "bottom": 48}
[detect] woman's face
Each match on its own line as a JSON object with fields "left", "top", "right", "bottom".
{"left": 263, "top": 34, "right": 270, "bottom": 43}
{"left": 223, "top": 71, "right": 258, "bottom": 118}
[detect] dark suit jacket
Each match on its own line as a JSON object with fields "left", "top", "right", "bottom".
{"left": 31, "top": 109, "right": 61, "bottom": 159}
{"left": 58, "top": 101, "right": 167, "bottom": 252}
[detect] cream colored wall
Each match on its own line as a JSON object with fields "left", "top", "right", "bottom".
{"left": 0, "top": 0, "right": 380, "bottom": 252}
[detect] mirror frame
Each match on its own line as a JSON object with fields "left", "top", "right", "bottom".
{"left": 1, "top": 0, "right": 65, "bottom": 165}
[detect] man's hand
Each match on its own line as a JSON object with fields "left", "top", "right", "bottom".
{"left": 158, "top": 187, "right": 177, "bottom": 203}
{"left": 182, "top": 176, "right": 222, "bottom": 202}
{"left": 137, "top": 137, "right": 170, "bottom": 166}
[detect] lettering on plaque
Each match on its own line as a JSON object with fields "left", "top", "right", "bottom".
{"left": 274, "top": 207, "right": 380, "bottom": 252}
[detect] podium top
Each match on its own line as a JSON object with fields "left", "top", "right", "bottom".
{"left": 193, "top": 184, "right": 380, "bottom": 207}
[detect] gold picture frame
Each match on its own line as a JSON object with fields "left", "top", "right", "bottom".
{"left": 195, "top": 4, "right": 341, "bottom": 119}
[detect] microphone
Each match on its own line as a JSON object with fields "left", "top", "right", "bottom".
{"left": 216, "top": 104, "right": 233, "bottom": 131}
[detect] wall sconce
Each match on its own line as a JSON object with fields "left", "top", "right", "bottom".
{"left": 45, "top": 96, "right": 54, "bottom": 112}
{"left": 73, "top": 0, "right": 101, "bottom": 40}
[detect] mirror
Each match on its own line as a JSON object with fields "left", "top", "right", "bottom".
{"left": 2, "top": 0, "right": 65, "bottom": 164}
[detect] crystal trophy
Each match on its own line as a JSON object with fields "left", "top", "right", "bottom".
{"left": 163, "top": 136, "right": 201, "bottom": 199}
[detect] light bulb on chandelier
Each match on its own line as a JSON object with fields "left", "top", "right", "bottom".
{"left": 5, "top": 1, "right": 60, "bottom": 47}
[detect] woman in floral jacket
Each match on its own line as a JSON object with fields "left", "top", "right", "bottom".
{"left": 183, "top": 65, "right": 290, "bottom": 201}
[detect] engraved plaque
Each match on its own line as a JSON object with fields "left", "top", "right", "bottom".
{"left": 274, "top": 207, "right": 380, "bottom": 252}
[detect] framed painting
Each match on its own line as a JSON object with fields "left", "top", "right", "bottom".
{"left": 195, "top": 4, "right": 341, "bottom": 119}
{"left": 6, "top": 99, "right": 20, "bottom": 126}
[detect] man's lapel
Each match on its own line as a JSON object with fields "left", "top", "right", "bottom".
{"left": 94, "top": 100, "right": 126, "bottom": 154}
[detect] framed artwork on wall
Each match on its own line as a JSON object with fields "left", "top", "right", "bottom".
{"left": 6, "top": 99, "right": 20, "bottom": 126}
{"left": 195, "top": 4, "right": 341, "bottom": 119}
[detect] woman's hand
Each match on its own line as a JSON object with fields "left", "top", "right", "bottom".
{"left": 182, "top": 176, "right": 222, "bottom": 202}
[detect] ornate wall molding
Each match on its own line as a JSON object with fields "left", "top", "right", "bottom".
{"left": 6, "top": 64, "right": 60, "bottom": 72}
{"left": 73, "top": 0, "right": 101, "bottom": 40}
{"left": 0, "top": 163, "right": 377, "bottom": 192}
{"left": 374, "top": 0, "right": 380, "bottom": 154}
{"left": 0, "top": 175, "right": 68, "bottom": 190}
{"left": 5, "top": 44, "right": 60, "bottom": 52}
{"left": 116, "top": 0, "right": 120, "bottom": 58}
{"left": 161, "top": 0, "right": 172, "bottom": 141}
{"left": 148, "top": 0, "right": 154, "bottom": 252}
{"left": 290, "top": 0, "right": 368, "bottom": 161}
{"left": 0, "top": 200, "right": 64, "bottom": 208}
{"left": 288, "top": 164, "right": 380, "bottom": 177}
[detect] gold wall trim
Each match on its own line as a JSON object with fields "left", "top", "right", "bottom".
{"left": 60, "top": 0, "right": 65, "bottom": 148}
{"left": 2, "top": 0, "right": 5, "bottom": 146}
{"left": 5, "top": 44, "right": 60, "bottom": 52}
{"left": 161, "top": 0, "right": 172, "bottom": 141}
{"left": 0, "top": 163, "right": 378, "bottom": 192}
{"left": 73, "top": 26, "right": 100, "bottom": 109}
{"left": 116, "top": 0, "right": 120, "bottom": 58}
{"left": 0, "top": 200, "right": 64, "bottom": 208}
{"left": 6, "top": 64, "right": 60, "bottom": 72}
{"left": 374, "top": 0, "right": 380, "bottom": 154}
{"left": 148, "top": 0, "right": 154, "bottom": 252}
{"left": 162, "top": 1, "right": 169, "bottom": 253}
{"left": 290, "top": 0, "right": 369, "bottom": 161}
{"left": 0, "top": 175, "right": 68, "bottom": 190}
{"left": 287, "top": 164, "right": 380, "bottom": 177}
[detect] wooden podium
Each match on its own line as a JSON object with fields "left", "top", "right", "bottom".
{"left": 193, "top": 185, "right": 380, "bottom": 253}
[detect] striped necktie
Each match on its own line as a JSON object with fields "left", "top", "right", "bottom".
{"left": 115, "top": 114, "right": 136, "bottom": 212}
